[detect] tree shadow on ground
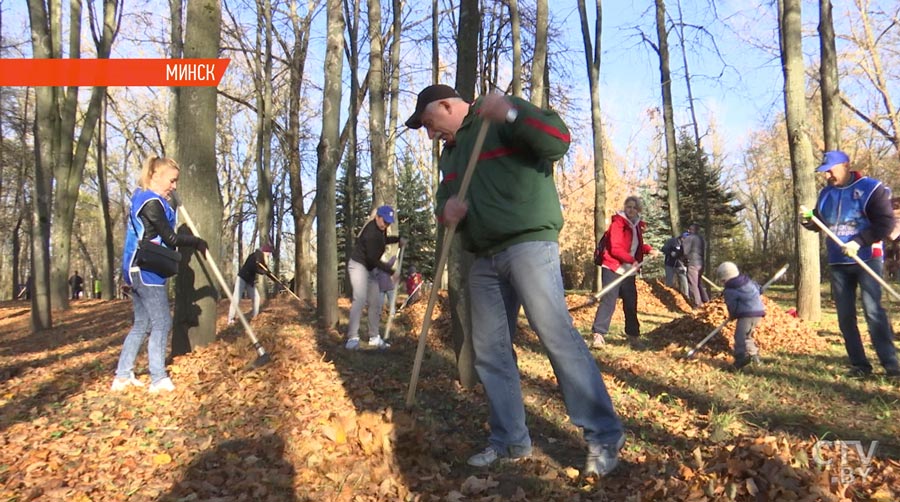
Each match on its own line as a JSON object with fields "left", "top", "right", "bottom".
{"left": 158, "top": 434, "right": 299, "bottom": 502}
{"left": 0, "top": 300, "right": 132, "bottom": 357}
{"left": 316, "top": 299, "right": 635, "bottom": 499}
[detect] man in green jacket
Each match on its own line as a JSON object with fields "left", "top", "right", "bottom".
{"left": 406, "top": 84, "right": 624, "bottom": 476}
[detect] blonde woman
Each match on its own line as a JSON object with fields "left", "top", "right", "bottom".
{"left": 112, "top": 157, "right": 207, "bottom": 393}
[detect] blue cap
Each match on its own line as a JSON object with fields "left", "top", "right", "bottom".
{"left": 817, "top": 150, "right": 850, "bottom": 172}
{"left": 376, "top": 205, "right": 395, "bottom": 224}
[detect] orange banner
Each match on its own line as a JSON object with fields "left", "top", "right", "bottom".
{"left": 0, "top": 59, "right": 231, "bottom": 87}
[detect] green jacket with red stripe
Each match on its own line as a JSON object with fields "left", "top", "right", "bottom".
{"left": 436, "top": 96, "right": 571, "bottom": 256}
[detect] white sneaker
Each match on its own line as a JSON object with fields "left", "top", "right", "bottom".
{"left": 368, "top": 336, "right": 390, "bottom": 349}
{"left": 345, "top": 338, "right": 360, "bottom": 350}
{"left": 110, "top": 373, "right": 145, "bottom": 391}
{"left": 591, "top": 333, "right": 606, "bottom": 348}
{"left": 148, "top": 377, "right": 175, "bottom": 393}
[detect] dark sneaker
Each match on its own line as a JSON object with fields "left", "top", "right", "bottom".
{"left": 884, "top": 367, "right": 900, "bottom": 378}
{"left": 732, "top": 355, "right": 762, "bottom": 371}
{"left": 466, "top": 445, "right": 531, "bottom": 467}
{"left": 846, "top": 367, "right": 873, "bottom": 379}
{"left": 625, "top": 335, "right": 645, "bottom": 349}
{"left": 585, "top": 434, "right": 626, "bottom": 477}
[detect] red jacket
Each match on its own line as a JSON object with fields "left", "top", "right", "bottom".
{"left": 601, "top": 213, "right": 652, "bottom": 272}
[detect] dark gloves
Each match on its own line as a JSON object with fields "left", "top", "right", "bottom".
{"left": 195, "top": 238, "right": 208, "bottom": 255}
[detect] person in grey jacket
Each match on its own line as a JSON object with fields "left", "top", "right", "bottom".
{"left": 682, "top": 223, "right": 708, "bottom": 308}
{"left": 717, "top": 262, "right": 765, "bottom": 370}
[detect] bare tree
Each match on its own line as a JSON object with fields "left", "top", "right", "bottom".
{"left": 27, "top": 0, "right": 112, "bottom": 311}
{"left": 530, "top": 0, "right": 547, "bottom": 106}
{"left": 509, "top": 0, "right": 522, "bottom": 97}
{"left": 576, "top": 0, "right": 605, "bottom": 292}
{"left": 778, "top": 0, "right": 821, "bottom": 321}
{"left": 653, "top": 0, "right": 680, "bottom": 235}
{"left": 368, "top": 0, "right": 392, "bottom": 209}
{"left": 819, "top": 0, "right": 840, "bottom": 150}
{"left": 316, "top": 0, "right": 345, "bottom": 327}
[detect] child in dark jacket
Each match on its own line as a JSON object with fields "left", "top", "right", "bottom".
{"left": 716, "top": 261, "right": 766, "bottom": 370}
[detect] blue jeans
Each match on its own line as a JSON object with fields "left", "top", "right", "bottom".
{"left": 830, "top": 260, "right": 899, "bottom": 371}
{"left": 115, "top": 270, "right": 171, "bottom": 383}
{"left": 346, "top": 259, "right": 385, "bottom": 341}
{"left": 469, "top": 241, "right": 623, "bottom": 454}
{"left": 228, "top": 276, "right": 260, "bottom": 322}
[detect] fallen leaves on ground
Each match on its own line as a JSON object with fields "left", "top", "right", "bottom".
{"left": 0, "top": 282, "right": 897, "bottom": 501}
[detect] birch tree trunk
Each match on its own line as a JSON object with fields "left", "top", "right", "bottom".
{"left": 172, "top": 0, "right": 223, "bottom": 353}
{"left": 577, "top": 0, "right": 606, "bottom": 293}
{"left": 779, "top": 0, "right": 822, "bottom": 321}
{"left": 655, "top": 0, "right": 680, "bottom": 235}
{"left": 316, "top": 0, "right": 345, "bottom": 328}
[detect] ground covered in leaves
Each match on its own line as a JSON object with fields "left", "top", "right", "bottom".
{"left": 1, "top": 278, "right": 899, "bottom": 501}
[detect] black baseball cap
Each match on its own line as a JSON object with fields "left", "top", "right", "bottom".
{"left": 405, "top": 84, "right": 461, "bottom": 129}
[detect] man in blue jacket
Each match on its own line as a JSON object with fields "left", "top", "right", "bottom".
{"left": 802, "top": 150, "right": 899, "bottom": 378}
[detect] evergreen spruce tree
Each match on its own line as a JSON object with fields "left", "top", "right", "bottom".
{"left": 670, "top": 133, "right": 743, "bottom": 267}
{"left": 396, "top": 157, "right": 437, "bottom": 280}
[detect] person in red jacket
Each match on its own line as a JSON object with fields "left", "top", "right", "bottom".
{"left": 591, "top": 196, "right": 655, "bottom": 348}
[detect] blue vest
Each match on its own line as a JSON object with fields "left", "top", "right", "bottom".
{"left": 815, "top": 176, "right": 881, "bottom": 265}
{"left": 123, "top": 189, "right": 177, "bottom": 286}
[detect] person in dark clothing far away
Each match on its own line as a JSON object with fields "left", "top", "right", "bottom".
{"left": 802, "top": 150, "right": 899, "bottom": 379}
{"left": 406, "top": 83, "right": 624, "bottom": 477}
{"left": 69, "top": 271, "right": 84, "bottom": 300}
{"left": 228, "top": 244, "right": 274, "bottom": 325}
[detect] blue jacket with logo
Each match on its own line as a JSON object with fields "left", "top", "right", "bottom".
{"left": 123, "top": 189, "right": 177, "bottom": 286}
{"left": 812, "top": 173, "right": 894, "bottom": 265}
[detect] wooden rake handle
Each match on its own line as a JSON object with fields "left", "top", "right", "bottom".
{"left": 406, "top": 120, "right": 490, "bottom": 408}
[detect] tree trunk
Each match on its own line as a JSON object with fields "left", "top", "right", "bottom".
{"left": 172, "top": 0, "right": 223, "bottom": 355}
{"left": 342, "top": 0, "right": 360, "bottom": 297}
{"left": 674, "top": 0, "right": 701, "bottom": 149}
{"left": 385, "top": 0, "right": 402, "bottom": 178}
{"left": 96, "top": 95, "right": 115, "bottom": 300}
{"left": 316, "top": 0, "right": 345, "bottom": 328}
{"left": 255, "top": 0, "right": 275, "bottom": 301}
{"left": 818, "top": 0, "right": 840, "bottom": 150}
{"left": 50, "top": 0, "right": 107, "bottom": 310}
{"left": 530, "top": 0, "right": 547, "bottom": 105}
{"left": 509, "top": 0, "right": 522, "bottom": 97}
{"left": 447, "top": 0, "right": 479, "bottom": 390}
{"left": 655, "top": 0, "right": 680, "bottom": 235}
{"left": 26, "top": 0, "right": 58, "bottom": 328}
{"left": 577, "top": 0, "right": 606, "bottom": 293}
{"left": 368, "top": 0, "right": 392, "bottom": 210}
{"left": 280, "top": 1, "right": 315, "bottom": 299}
{"left": 779, "top": 0, "right": 821, "bottom": 321}
{"left": 166, "top": 0, "right": 183, "bottom": 158}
